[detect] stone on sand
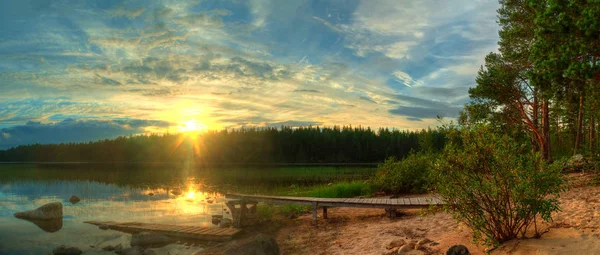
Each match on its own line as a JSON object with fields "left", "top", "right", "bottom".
{"left": 386, "top": 239, "right": 406, "bottom": 249}
{"left": 397, "top": 244, "right": 412, "bottom": 254}
{"left": 446, "top": 244, "right": 470, "bottom": 255}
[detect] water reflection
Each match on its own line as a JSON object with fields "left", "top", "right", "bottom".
{"left": 0, "top": 179, "right": 225, "bottom": 254}
{"left": 19, "top": 217, "right": 63, "bottom": 233}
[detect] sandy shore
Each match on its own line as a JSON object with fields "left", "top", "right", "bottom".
{"left": 205, "top": 173, "right": 600, "bottom": 255}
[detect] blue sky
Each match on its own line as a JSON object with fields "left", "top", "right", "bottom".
{"left": 0, "top": 0, "right": 500, "bottom": 149}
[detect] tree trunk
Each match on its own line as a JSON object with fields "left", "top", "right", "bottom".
{"left": 533, "top": 89, "right": 539, "bottom": 153}
{"left": 590, "top": 113, "right": 595, "bottom": 152}
{"left": 542, "top": 99, "right": 551, "bottom": 161}
{"left": 574, "top": 91, "right": 585, "bottom": 155}
{"left": 556, "top": 109, "right": 561, "bottom": 151}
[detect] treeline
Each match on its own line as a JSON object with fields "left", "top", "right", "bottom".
{"left": 462, "top": 0, "right": 600, "bottom": 161}
{"left": 0, "top": 126, "right": 446, "bottom": 164}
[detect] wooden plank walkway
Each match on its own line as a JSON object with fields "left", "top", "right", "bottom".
{"left": 225, "top": 193, "right": 444, "bottom": 226}
{"left": 84, "top": 221, "right": 241, "bottom": 241}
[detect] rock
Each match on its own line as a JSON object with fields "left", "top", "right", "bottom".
{"left": 14, "top": 202, "right": 63, "bottom": 220}
{"left": 566, "top": 154, "right": 588, "bottom": 170}
{"left": 446, "top": 245, "right": 470, "bottom": 255}
{"left": 130, "top": 232, "right": 171, "bottom": 248}
{"left": 143, "top": 249, "right": 157, "bottom": 255}
{"left": 118, "top": 247, "right": 143, "bottom": 255}
{"left": 69, "top": 195, "right": 81, "bottom": 204}
{"left": 327, "top": 183, "right": 333, "bottom": 186}
{"left": 114, "top": 243, "right": 123, "bottom": 254}
{"left": 224, "top": 234, "right": 279, "bottom": 255}
{"left": 416, "top": 238, "right": 431, "bottom": 246}
{"left": 397, "top": 244, "right": 412, "bottom": 254}
{"left": 102, "top": 245, "right": 114, "bottom": 251}
{"left": 171, "top": 189, "right": 182, "bottom": 196}
{"left": 99, "top": 224, "right": 109, "bottom": 230}
{"left": 148, "top": 193, "right": 154, "bottom": 196}
{"left": 386, "top": 239, "right": 406, "bottom": 249}
{"left": 383, "top": 247, "right": 399, "bottom": 255}
{"left": 52, "top": 245, "right": 82, "bottom": 255}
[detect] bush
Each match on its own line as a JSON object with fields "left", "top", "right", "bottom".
{"left": 433, "top": 124, "right": 565, "bottom": 247}
{"left": 374, "top": 153, "right": 434, "bottom": 194}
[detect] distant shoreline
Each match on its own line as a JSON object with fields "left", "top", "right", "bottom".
{"left": 0, "top": 162, "right": 379, "bottom": 167}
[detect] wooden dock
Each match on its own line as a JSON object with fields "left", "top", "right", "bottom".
{"left": 226, "top": 194, "right": 444, "bottom": 226}
{"left": 84, "top": 221, "right": 241, "bottom": 241}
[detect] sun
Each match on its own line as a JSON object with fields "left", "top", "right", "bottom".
{"left": 180, "top": 120, "right": 207, "bottom": 132}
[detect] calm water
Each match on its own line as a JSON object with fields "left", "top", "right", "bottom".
{"left": 0, "top": 164, "right": 374, "bottom": 255}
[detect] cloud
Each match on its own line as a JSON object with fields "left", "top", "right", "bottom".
{"left": 293, "top": 89, "right": 321, "bottom": 93}
{"left": 265, "top": 120, "right": 323, "bottom": 128}
{"left": 0, "top": 118, "right": 170, "bottom": 150}
{"left": 388, "top": 105, "right": 462, "bottom": 120}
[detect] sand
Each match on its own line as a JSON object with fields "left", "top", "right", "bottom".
{"left": 205, "top": 172, "right": 600, "bottom": 254}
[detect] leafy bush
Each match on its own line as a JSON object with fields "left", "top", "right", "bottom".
{"left": 433, "top": 124, "right": 565, "bottom": 247}
{"left": 374, "top": 153, "right": 434, "bottom": 194}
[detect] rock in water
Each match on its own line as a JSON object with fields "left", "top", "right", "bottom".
{"left": 130, "top": 232, "right": 171, "bottom": 248}
{"left": 446, "top": 245, "right": 470, "bottom": 255}
{"left": 14, "top": 202, "right": 63, "bottom": 220}
{"left": 52, "top": 245, "right": 82, "bottom": 255}
{"left": 224, "top": 234, "right": 280, "bottom": 255}
{"left": 69, "top": 195, "right": 81, "bottom": 204}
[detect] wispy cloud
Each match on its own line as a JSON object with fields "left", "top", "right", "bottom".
{"left": 0, "top": 0, "right": 500, "bottom": 147}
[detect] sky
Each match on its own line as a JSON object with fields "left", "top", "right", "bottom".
{"left": 0, "top": 0, "right": 500, "bottom": 149}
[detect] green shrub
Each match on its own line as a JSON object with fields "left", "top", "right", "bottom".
{"left": 307, "top": 181, "right": 374, "bottom": 198}
{"left": 433, "top": 124, "right": 565, "bottom": 247}
{"left": 374, "top": 153, "right": 434, "bottom": 194}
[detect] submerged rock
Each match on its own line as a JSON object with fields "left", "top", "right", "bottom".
{"left": 224, "top": 234, "right": 279, "bottom": 255}
{"left": 14, "top": 202, "right": 63, "bottom": 220}
{"left": 69, "top": 195, "right": 81, "bottom": 204}
{"left": 446, "top": 245, "right": 470, "bottom": 255}
{"left": 52, "top": 245, "right": 82, "bottom": 255}
{"left": 130, "top": 232, "right": 171, "bottom": 248}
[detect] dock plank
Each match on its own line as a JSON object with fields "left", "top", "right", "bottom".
{"left": 85, "top": 221, "right": 240, "bottom": 241}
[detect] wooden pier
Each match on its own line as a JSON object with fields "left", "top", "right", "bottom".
{"left": 226, "top": 194, "right": 444, "bottom": 226}
{"left": 85, "top": 221, "right": 241, "bottom": 241}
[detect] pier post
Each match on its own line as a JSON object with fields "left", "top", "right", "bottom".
{"left": 312, "top": 201, "right": 318, "bottom": 226}
{"left": 323, "top": 207, "right": 328, "bottom": 219}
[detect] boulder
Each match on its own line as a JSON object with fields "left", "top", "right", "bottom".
{"left": 385, "top": 239, "right": 406, "bottom": 249}
{"left": 14, "top": 202, "right": 63, "bottom": 220}
{"left": 446, "top": 245, "right": 470, "bottom": 255}
{"left": 117, "top": 246, "right": 143, "bottom": 255}
{"left": 148, "top": 193, "right": 154, "bottom": 196}
{"left": 69, "top": 195, "right": 81, "bottom": 204}
{"left": 130, "top": 232, "right": 171, "bottom": 248}
{"left": 397, "top": 244, "right": 412, "bottom": 254}
{"left": 114, "top": 243, "right": 123, "bottom": 254}
{"left": 224, "top": 234, "right": 280, "bottom": 255}
{"left": 567, "top": 154, "right": 588, "bottom": 169}
{"left": 143, "top": 249, "right": 157, "bottom": 255}
{"left": 170, "top": 189, "right": 183, "bottom": 196}
{"left": 102, "top": 245, "right": 115, "bottom": 251}
{"left": 52, "top": 245, "right": 82, "bottom": 255}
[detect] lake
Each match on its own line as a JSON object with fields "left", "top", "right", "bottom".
{"left": 0, "top": 164, "right": 375, "bottom": 254}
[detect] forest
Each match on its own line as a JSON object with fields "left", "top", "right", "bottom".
{"left": 461, "top": 0, "right": 600, "bottom": 161}
{"left": 0, "top": 126, "right": 446, "bottom": 164}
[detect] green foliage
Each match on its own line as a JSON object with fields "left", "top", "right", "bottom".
{"left": 374, "top": 153, "right": 434, "bottom": 194}
{"left": 0, "top": 125, "right": 446, "bottom": 164}
{"left": 433, "top": 124, "right": 566, "bottom": 247}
